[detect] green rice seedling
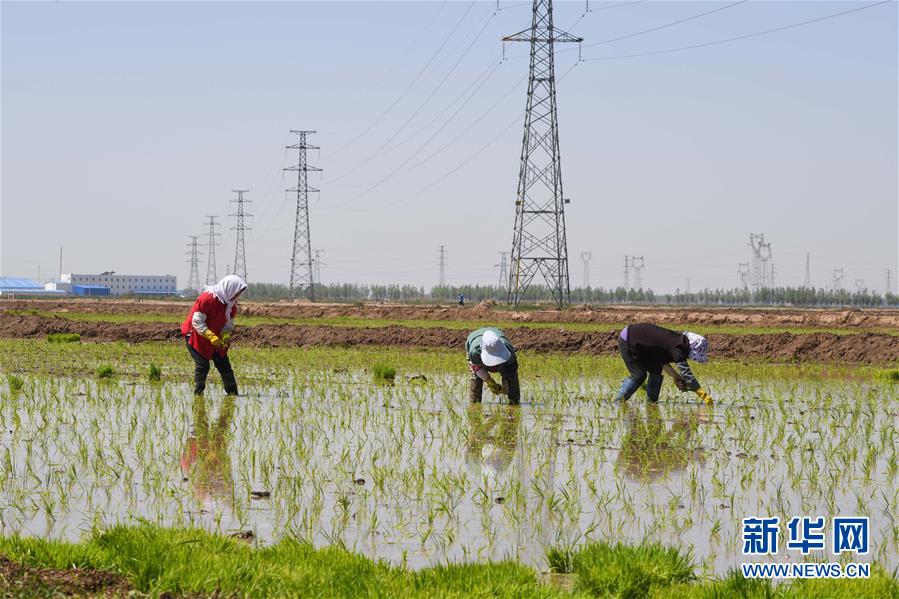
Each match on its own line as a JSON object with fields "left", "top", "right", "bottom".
{"left": 372, "top": 363, "right": 396, "bottom": 383}
{"left": 147, "top": 363, "right": 162, "bottom": 382}
{"left": 7, "top": 374, "right": 24, "bottom": 393}
{"left": 46, "top": 333, "right": 81, "bottom": 343}
{"left": 95, "top": 365, "right": 115, "bottom": 379}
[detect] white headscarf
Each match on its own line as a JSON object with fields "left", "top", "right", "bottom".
{"left": 205, "top": 275, "right": 247, "bottom": 315}
{"left": 684, "top": 332, "right": 709, "bottom": 363}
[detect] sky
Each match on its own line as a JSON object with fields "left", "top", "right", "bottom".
{"left": 2, "top": 0, "right": 896, "bottom": 294}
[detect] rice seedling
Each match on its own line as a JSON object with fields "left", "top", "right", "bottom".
{"left": 95, "top": 365, "right": 115, "bottom": 379}
{"left": 45, "top": 333, "right": 80, "bottom": 343}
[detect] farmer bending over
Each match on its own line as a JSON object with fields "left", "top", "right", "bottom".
{"left": 467, "top": 327, "right": 520, "bottom": 405}
{"left": 181, "top": 274, "right": 247, "bottom": 395}
{"left": 615, "top": 323, "right": 712, "bottom": 405}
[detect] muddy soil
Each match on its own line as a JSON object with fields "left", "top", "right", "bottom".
{"left": 2, "top": 313, "right": 896, "bottom": 364}
{"left": 2, "top": 298, "right": 898, "bottom": 329}
{"left": 0, "top": 555, "right": 133, "bottom": 597}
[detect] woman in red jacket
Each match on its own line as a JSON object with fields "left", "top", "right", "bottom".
{"left": 180, "top": 275, "right": 247, "bottom": 395}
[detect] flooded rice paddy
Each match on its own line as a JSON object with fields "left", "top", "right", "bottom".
{"left": 2, "top": 371, "right": 896, "bottom": 575}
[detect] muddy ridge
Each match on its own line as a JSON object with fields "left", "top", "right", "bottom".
{"left": 2, "top": 298, "right": 898, "bottom": 329}
{"left": 2, "top": 314, "right": 896, "bottom": 364}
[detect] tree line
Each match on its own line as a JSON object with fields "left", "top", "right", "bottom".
{"left": 245, "top": 282, "right": 899, "bottom": 307}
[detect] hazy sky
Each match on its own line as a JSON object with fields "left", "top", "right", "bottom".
{"left": 2, "top": 1, "right": 896, "bottom": 293}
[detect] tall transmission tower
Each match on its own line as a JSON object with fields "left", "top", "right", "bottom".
{"left": 504, "top": 0, "right": 582, "bottom": 308}
{"left": 804, "top": 253, "right": 811, "bottom": 288}
{"left": 832, "top": 268, "right": 844, "bottom": 292}
{"left": 285, "top": 130, "right": 321, "bottom": 300}
{"left": 312, "top": 249, "right": 324, "bottom": 286}
{"left": 203, "top": 216, "right": 221, "bottom": 285}
{"left": 230, "top": 190, "right": 252, "bottom": 282}
{"left": 748, "top": 234, "right": 764, "bottom": 291}
{"left": 437, "top": 245, "right": 447, "bottom": 287}
{"left": 854, "top": 278, "right": 865, "bottom": 293}
{"left": 738, "top": 262, "right": 750, "bottom": 290}
{"left": 495, "top": 252, "right": 509, "bottom": 288}
{"left": 887, "top": 269, "right": 892, "bottom": 296}
{"left": 622, "top": 255, "right": 630, "bottom": 290}
{"left": 580, "top": 251, "right": 592, "bottom": 288}
{"left": 630, "top": 256, "right": 645, "bottom": 290}
{"left": 185, "top": 235, "right": 203, "bottom": 292}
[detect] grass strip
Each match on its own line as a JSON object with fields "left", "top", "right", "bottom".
{"left": 1, "top": 526, "right": 895, "bottom": 598}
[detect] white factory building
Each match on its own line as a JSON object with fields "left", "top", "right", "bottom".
{"left": 57, "top": 272, "right": 178, "bottom": 296}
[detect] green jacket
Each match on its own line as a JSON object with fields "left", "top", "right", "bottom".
{"left": 466, "top": 327, "right": 517, "bottom": 370}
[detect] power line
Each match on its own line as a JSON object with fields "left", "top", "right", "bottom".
{"left": 583, "top": 1, "right": 890, "bottom": 61}
{"left": 325, "top": 4, "right": 496, "bottom": 185}
{"left": 324, "top": 0, "right": 480, "bottom": 159}
{"left": 348, "top": 61, "right": 581, "bottom": 214}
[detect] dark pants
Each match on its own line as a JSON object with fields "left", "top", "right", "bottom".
{"left": 616, "top": 338, "right": 662, "bottom": 402}
{"left": 186, "top": 337, "right": 238, "bottom": 396}
{"left": 469, "top": 364, "right": 520, "bottom": 405}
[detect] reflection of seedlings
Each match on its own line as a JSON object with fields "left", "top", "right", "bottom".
{"left": 616, "top": 404, "right": 705, "bottom": 483}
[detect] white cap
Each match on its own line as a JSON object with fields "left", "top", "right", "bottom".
{"left": 481, "top": 330, "right": 511, "bottom": 367}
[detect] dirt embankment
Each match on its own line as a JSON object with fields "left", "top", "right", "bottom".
{"left": 2, "top": 298, "right": 898, "bottom": 329}
{"left": 2, "top": 313, "right": 897, "bottom": 365}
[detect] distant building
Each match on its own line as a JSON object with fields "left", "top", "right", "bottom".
{"left": 0, "top": 277, "right": 66, "bottom": 296}
{"left": 62, "top": 272, "right": 178, "bottom": 296}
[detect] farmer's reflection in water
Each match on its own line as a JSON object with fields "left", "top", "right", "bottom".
{"left": 616, "top": 403, "right": 709, "bottom": 482}
{"left": 465, "top": 404, "right": 521, "bottom": 481}
{"left": 180, "top": 394, "right": 236, "bottom": 513}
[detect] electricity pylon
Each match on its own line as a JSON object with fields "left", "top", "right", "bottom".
{"left": 204, "top": 216, "right": 220, "bottom": 286}
{"left": 230, "top": 190, "right": 251, "bottom": 282}
{"left": 286, "top": 130, "right": 320, "bottom": 300}
{"left": 504, "top": 0, "right": 581, "bottom": 308}
{"left": 185, "top": 235, "right": 203, "bottom": 292}
{"left": 580, "top": 251, "right": 592, "bottom": 288}
{"left": 630, "top": 256, "right": 645, "bottom": 289}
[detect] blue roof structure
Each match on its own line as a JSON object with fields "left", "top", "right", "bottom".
{"left": 0, "top": 277, "right": 42, "bottom": 290}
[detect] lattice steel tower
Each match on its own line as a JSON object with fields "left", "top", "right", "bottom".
{"left": 230, "top": 190, "right": 251, "bottom": 282}
{"left": 186, "top": 235, "right": 202, "bottom": 292}
{"left": 580, "top": 251, "right": 592, "bottom": 288}
{"left": 496, "top": 252, "right": 509, "bottom": 288}
{"left": 630, "top": 256, "right": 645, "bottom": 290}
{"left": 285, "top": 130, "right": 320, "bottom": 300}
{"left": 504, "top": 0, "right": 581, "bottom": 308}
{"left": 437, "top": 245, "right": 447, "bottom": 287}
{"left": 204, "top": 216, "right": 221, "bottom": 286}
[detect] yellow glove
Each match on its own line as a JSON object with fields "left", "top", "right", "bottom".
{"left": 200, "top": 329, "right": 223, "bottom": 348}
{"left": 486, "top": 379, "right": 504, "bottom": 395}
{"left": 695, "top": 387, "right": 714, "bottom": 406}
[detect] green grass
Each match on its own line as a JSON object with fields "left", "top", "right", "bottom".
{"left": 46, "top": 332, "right": 80, "bottom": 343}
{"left": 0, "top": 339, "right": 890, "bottom": 384}
{"left": 12, "top": 309, "right": 898, "bottom": 336}
{"left": 372, "top": 363, "right": 397, "bottom": 383}
{"left": 1, "top": 526, "right": 895, "bottom": 598}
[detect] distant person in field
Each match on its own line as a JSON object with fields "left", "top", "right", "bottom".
{"left": 466, "top": 327, "right": 520, "bottom": 405}
{"left": 458, "top": 293, "right": 465, "bottom": 306}
{"left": 181, "top": 274, "right": 247, "bottom": 395}
{"left": 615, "top": 323, "right": 713, "bottom": 405}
